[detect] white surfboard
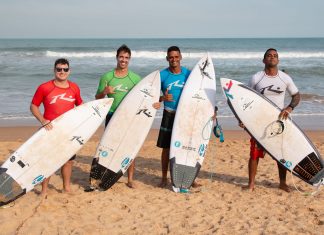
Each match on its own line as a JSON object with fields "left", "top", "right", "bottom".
{"left": 220, "top": 78, "right": 324, "bottom": 186}
{"left": 170, "top": 54, "right": 217, "bottom": 192}
{"left": 89, "top": 70, "right": 161, "bottom": 190}
{"left": 0, "top": 98, "right": 113, "bottom": 206}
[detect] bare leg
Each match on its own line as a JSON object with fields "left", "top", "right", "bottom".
{"left": 242, "top": 158, "right": 259, "bottom": 191}
{"left": 277, "top": 162, "right": 290, "bottom": 192}
{"left": 159, "top": 148, "right": 169, "bottom": 187}
{"left": 127, "top": 161, "right": 135, "bottom": 188}
{"left": 61, "top": 160, "right": 73, "bottom": 192}
{"left": 41, "top": 177, "right": 51, "bottom": 197}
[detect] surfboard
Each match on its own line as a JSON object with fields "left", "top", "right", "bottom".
{"left": 220, "top": 78, "right": 324, "bottom": 186}
{"left": 0, "top": 98, "right": 113, "bottom": 206}
{"left": 89, "top": 70, "right": 161, "bottom": 190}
{"left": 170, "top": 54, "right": 217, "bottom": 192}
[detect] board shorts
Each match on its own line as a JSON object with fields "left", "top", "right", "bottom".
{"left": 105, "top": 112, "right": 114, "bottom": 127}
{"left": 157, "top": 110, "right": 176, "bottom": 149}
{"left": 250, "top": 138, "right": 265, "bottom": 160}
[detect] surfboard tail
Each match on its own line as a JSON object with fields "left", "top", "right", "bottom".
{"left": 0, "top": 168, "right": 26, "bottom": 206}
{"left": 89, "top": 159, "right": 123, "bottom": 190}
{"left": 170, "top": 158, "right": 201, "bottom": 190}
{"left": 293, "top": 152, "right": 324, "bottom": 185}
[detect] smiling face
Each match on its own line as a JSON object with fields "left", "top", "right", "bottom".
{"left": 54, "top": 63, "right": 70, "bottom": 81}
{"left": 166, "top": 50, "right": 182, "bottom": 70}
{"left": 116, "top": 51, "right": 130, "bottom": 70}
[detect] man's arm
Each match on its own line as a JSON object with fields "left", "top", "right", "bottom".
{"left": 30, "top": 103, "right": 53, "bottom": 130}
{"left": 279, "top": 92, "right": 301, "bottom": 120}
{"left": 288, "top": 92, "right": 301, "bottom": 110}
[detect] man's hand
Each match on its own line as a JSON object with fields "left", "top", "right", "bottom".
{"left": 152, "top": 102, "right": 161, "bottom": 110}
{"left": 103, "top": 86, "right": 116, "bottom": 95}
{"left": 41, "top": 119, "right": 53, "bottom": 131}
{"left": 163, "top": 88, "right": 174, "bottom": 102}
{"left": 239, "top": 121, "right": 245, "bottom": 129}
{"left": 279, "top": 106, "right": 292, "bottom": 120}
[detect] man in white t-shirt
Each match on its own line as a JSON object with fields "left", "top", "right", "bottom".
{"left": 241, "top": 48, "right": 301, "bottom": 192}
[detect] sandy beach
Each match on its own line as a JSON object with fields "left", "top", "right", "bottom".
{"left": 0, "top": 126, "right": 323, "bottom": 235}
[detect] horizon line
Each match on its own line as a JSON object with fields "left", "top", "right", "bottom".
{"left": 1, "top": 37, "right": 324, "bottom": 40}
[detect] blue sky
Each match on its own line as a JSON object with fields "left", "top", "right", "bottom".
{"left": 0, "top": 0, "right": 323, "bottom": 38}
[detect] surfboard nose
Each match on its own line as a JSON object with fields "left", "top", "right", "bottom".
{"left": 0, "top": 168, "right": 25, "bottom": 206}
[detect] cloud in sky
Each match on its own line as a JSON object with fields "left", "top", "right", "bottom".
{"left": 0, "top": 0, "right": 323, "bottom": 38}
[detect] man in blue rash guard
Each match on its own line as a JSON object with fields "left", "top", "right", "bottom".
{"left": 156, "top": 46, "right": 201, "bottom": 188}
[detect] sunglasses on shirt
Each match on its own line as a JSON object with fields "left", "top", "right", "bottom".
{"left": 55, "top": 67, "right": 69, "bottom": 72}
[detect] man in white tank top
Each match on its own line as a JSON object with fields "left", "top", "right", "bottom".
{"left": 243, "top": 48, "right": 301, "bottom": 192}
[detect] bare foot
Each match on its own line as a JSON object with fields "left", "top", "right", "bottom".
{"left": 191, "top": 181, "right": 202, "bottom": 188}
{"left": 279, "top": 183, "right": 291, "bottom": 193}
{"left": 40, "top": 192, "right": 48, "bottom": 199}
{"left": 242, "top": 185, "right": 255, "bottom": 191}
{"left": 62, "top": 189, "right": 76, "bottom": 195}
{"left": 158, "top": 180, "right": 168, "bottom": 188}
{"left": 126, "top": 181, "right": 136, "bottom": 189}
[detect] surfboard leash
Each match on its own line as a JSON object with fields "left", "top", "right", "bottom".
{"left": 277, "top": 115, "right": 323, "bottom": 196}
{"left": 290, "top": 171, "right": 323, "bottom": 196}
{"left": 213, "top": 119, "right": 224, "bottom": 143}
{"left": 208, "top": 118, "right": 225, "bottom": 183}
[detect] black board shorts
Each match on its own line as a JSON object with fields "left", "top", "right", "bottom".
{"left": 157, "top": 110, "right": 176, "bottom": 149}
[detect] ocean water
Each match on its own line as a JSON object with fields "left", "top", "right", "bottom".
{"left": 0, "top": 38, "right": 324, "bottom": 128}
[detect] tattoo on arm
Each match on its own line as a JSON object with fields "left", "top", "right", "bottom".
{"left": 288, "top": 92, "right": 301, "bottom": 109}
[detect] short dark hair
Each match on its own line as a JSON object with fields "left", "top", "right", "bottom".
{"left": 264, "top": 48, "right": 278, "bottom": 59}
{"left": 116, "top": 44, "right": 131, "bottom": 57}
{"left": 167, "top": 46, "right": 181, "bottom": 54}
{"left": 54, "top": 58, "right": 69, "bottom": 68}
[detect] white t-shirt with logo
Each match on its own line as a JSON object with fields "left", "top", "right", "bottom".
{"left": 249, "top": 70, "right": 299, "bottom": 109}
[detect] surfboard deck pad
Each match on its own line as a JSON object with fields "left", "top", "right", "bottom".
{"left": 89, "top": 158, "right": 123, "bottom": 190}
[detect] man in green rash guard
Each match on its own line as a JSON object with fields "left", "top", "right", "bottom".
{"left": 95, "top": 44, "right": 160, "bottom": 188}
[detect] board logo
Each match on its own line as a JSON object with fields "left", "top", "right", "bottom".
{"left": 198, "top": 144, "right": 206, "bottom": 156}
{"left": 101, "top": 151, "right": 108, "bottom": 157}
{"left": 182, "top": 146, "right": 196, "bottom": 151}
{"left": 192, "top": 93, "right": 206, "bottom": 100}
{"left": 92, "top": 105, "right": 102, "bottom": 117}
{"left": 223, "top": 80, "right": 234, "bottom": 99}
{"left": 70, "top": 136, "right": 84, "bottom": 145}
{"left": 279, "top": 159, "right": 292, "bottom": 168}
{"left": 140, "top": 88, "right": 154, "bottom": 98}
{"left": 242, "top": 100, "right": 254, "bottom": 111}
{"left": 199, "top": 59, "right": 213, "bottom": 79}
{"left": 174, "top": 141, "right": 181, "bottom": 148}
{"left": 136, "top": 108, "right": 152, "bottom": 117}
{"left": 285, "top": 161, "right": 292, "bottom": 168}
{"left": 32, "top": 175, "right": 45, "bottom": 185}
{"left": 121, "top": 157, "right": 130, "bottom": 168}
